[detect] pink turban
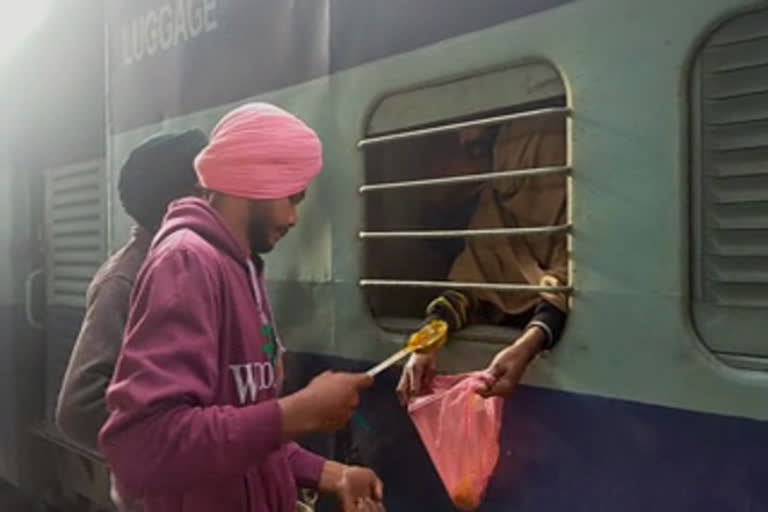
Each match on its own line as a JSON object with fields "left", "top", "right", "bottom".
{"left": 194, "top": 102, "right": 322, "bottom": 200}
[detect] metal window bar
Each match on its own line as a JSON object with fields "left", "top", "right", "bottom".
{"left": 359, "top": 165, "right": 569, "bottom": 193}
{"left": 357, "top": 106, "right": 570, "bottom": 148}
{"left": 358, "top": 105, "right": 573, "bottom": 294}
{"left": 359, "top": 279, "right": 572, "bottom": 293}
{"left": 359, "top": 225, "right": 570, "bottom": 239}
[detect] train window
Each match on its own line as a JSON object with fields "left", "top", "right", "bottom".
{"left": 691, "top": 7, "right": 768, "bottom": 362}
{"left": 44, "top": 161, "right": 107, "bottom": 308}
{"left": 358, "top": 62, "right": 571, "bottom": 341}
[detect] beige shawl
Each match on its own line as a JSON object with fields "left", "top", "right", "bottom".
{"left": 448, "top": 117, "right": 569, "bottom": 315}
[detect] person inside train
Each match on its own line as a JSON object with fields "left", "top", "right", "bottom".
{"left": 56, "top": 129, "right": 209, "bottom": 510}
{"left": 99, "top": 103, "right": 385, "bottom": 512}
{"left": 397, "top": 116, "right": 568, "bottom": 402}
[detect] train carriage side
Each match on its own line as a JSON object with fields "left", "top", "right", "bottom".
{"left": 2, "top": 0, "right": 767, "bottom": 510}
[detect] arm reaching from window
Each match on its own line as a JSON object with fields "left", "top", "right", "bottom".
{"left": 397, "top": 290, "right": 567, "bottom": 403}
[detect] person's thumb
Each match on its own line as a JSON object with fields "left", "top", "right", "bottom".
{"left": 339, "top": 491, "right": 355, "bottom": 512}
{"left": 475, "top": 367, "right": 500, "bottom": 397}
{"left": 372, "top": 476, "right": 384, "bottom": 501}
{"left": 396, "top": 372, "right": 411, "bottom": 406}
{"left": 410, "top": 361, "right": 426, "bottom": 395}
{"left": 352, "top": 373, "right": 374, "bottom": 390}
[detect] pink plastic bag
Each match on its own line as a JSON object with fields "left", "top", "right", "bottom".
{"left": 408, "top": 372, "right": 503, "bottom": 511}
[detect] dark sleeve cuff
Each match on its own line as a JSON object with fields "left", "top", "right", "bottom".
{"left": 528, "top": 301, "right": 568, "bottom": 350}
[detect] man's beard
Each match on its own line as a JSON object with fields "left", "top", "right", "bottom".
{"left": 248, "top": 216, "right": 274, "bottom": 255}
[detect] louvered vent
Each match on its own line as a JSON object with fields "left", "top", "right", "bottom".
{"left": 692, "top": 7, "right": 768, "bottom": 357}
{"left": 696, "top": 8, "right": 768, "bottom": 306}
{"left": 45, "top": 161, "right": 106, "bottom": 308}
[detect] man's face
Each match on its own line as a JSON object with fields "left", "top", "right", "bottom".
{"left": 459, "top": 126, "right": 497, "bottom": 161}
{"left": 247, "top": 191, "right": 306, "bottom": 254}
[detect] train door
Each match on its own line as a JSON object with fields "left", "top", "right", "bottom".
{"left": 0, "top": 125, "right": 53, "bottom": 502}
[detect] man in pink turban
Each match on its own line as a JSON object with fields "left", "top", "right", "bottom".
{"left": 100, "top": 103, "right": 385, "bottom": 512}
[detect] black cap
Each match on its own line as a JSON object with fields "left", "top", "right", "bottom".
{"left": 118, "top": 129, "right": 208, "bottom": 232}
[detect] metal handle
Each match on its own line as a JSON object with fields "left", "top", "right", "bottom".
{"left": 25, "top": 268, "right": 45, "bottom": 330}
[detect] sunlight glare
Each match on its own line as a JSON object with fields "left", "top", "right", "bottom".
{"left": 0, "top": 0, "right": 51, "bottom": 63}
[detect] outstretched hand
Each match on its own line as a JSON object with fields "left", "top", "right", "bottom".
{"left": 396, "top": 352, "right": 437, "bottom": 405}
{"left": 477, "top": 327, "right": 545, "bottom": 398}
{"left": 319, "top": 461, "right": 386, "bottom": 512}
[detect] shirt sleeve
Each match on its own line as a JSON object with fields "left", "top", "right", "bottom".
{"left": 284, "top": 442, "right": 327, "bottom": 489}
{"left": 527, "top": 300, "right": 568, "bottom": 349}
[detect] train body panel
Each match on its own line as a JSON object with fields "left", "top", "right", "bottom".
{"left": 291, "top": 352, "right": 767, "bottom": 511}
{"left": 108, "top": 0, "right": 768, "bottom": 419}
{"left": 1, "top": 0, "right": 767, "bottom": 509}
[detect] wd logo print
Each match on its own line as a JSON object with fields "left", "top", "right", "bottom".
{"left": 229, "top": 362, "right": 277, "bottom": 405}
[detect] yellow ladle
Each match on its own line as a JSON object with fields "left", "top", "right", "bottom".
{"left": 366, "top": 319, "right": 448, "bottom": 377}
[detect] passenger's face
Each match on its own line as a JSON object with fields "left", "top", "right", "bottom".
{"left": 459, "top": 126, "right": 496, "bottom": 160}
{"left": 246, "top": 191, "right": 305, "bottom": 254}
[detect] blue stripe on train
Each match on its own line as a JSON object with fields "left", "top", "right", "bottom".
{"left": 285, "top": 352, "right": 768, "bottom": 512}
{"left": 32, "top": 306, "right": 768, "bottom": 511}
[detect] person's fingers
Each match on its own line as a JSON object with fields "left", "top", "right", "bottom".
{"left": 396, "top": 370, "right": 411, "bottom": 406}
{"left": 409, "top": 361, "right": 424, "bottom": 396}
{"left": 351, "top": 373, "right": 374, "bottom": 391}
{"left": 475, "top": 366, "right": 500, "bottom": 398}
{"left": 372, "top": 475, "right": 384, "bottom": 501}
{"left": 479, "top": 376, "right": 515, "bottom": 398}
{"left": 339, "top": 491, "right": 355, "bottom": 512}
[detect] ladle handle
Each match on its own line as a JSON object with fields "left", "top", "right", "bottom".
{"left": 366, "top": 346, "right": 415, "bottom": 377}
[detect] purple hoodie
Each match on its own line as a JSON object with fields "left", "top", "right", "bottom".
{"left": 99, "top": 198, "right": 326, "bottom": 511}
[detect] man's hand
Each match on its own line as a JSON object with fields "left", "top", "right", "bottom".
{"left": 319, "top": 461, "right": 385, "bottom": 512}
{"left": 279, "top": 372, "right": 373, "bottom": 438}
{"left": 396, "top": 352, "right": 437, "bottom": 406}
{"left": 477, "top": 327, "right": 546, "bottom": 398}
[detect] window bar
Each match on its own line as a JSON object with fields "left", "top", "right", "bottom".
{"left": 359, "top": 166, "right": 569, "bottom": 194}
{"left": 357, "top": 106, "right": 570, "bottom": 148}
{"left": 358, "top": 279, "right": 572, "bottom": 293}
{"left": 359, "top": 225, "right": 570, "bottom": 239}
